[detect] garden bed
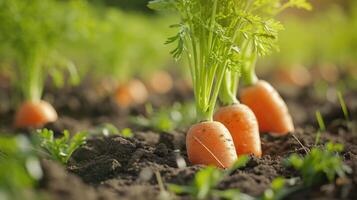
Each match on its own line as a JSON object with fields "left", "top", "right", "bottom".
{"left": 1, "top": 75, "right": 356, "bottom": 200}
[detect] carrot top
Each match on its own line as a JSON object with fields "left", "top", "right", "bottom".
{"left": 148, "top": 0, "right": 295, "bottom": 120}
{"left": 213, "top": 0, "right": 312, "bottom": 102}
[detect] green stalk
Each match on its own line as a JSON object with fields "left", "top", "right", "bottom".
{"left": 241, "top": 41, "right": 258, "bottom": 86}
{"left": 218, "top": 71, "right": 239, "bottom": 106}
{"left": 242, "top": 51, "right": 258, "bottom": 86}
{"left": 19, "top": 50, "right": 44, "bottom": 102}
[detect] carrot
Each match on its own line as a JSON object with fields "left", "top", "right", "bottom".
{"left": 147, "top": 71, "right": 173, "bottom": 94}
{"left": 214, "top": 104, "right": 261, "bottom": 157}
{"left": 186, "top": 121, "right": 237, "bottom": 168}
{"left": 114, "top": 79, "right": 148, "bottom": 108}
{"left": 275, "top": 66, "right": 311, "bottom": 87}
{"left": 240, "top": 80, "right": 294, "bottom": 135}
{"left": 15, "top": 100, "right": 58, "bottom": 128}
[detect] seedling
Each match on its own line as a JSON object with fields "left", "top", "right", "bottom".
{"left": 285, "top": 142, "right": 352, "bottom": 187}
{"left": 168, "top": 156, "right": 252, "bottom": 200}
{"left": 314, "top": 110, "right": 326, "bottom": 146}
{"left": 260, "top": 177, "right": 301, "bottom": 200}
{"left": 37, "top": 129, "right": 87, "bottom": 164}
{"left": 337, "top": 91, "right": 350, "bottom": 121}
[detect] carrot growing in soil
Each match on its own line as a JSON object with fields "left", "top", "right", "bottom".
{"left": 114, "top": 79, "right": 149, "bottom": 108}
{"left": 237, "top": 0, "right": 312, "bottom": 135}
{"left": 0, "top": 0, "right": 81, "bottom": 128}
{"left": 148, "top": 0, "right": 262, "bottom": 168}
{"left": 213, "top": 1, "right": 287, "bottom": 158}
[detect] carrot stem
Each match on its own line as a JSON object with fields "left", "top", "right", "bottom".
{"left": 242, "top": 41, "right": 258, "bottom": 86}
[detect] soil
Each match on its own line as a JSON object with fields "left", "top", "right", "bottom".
{"left": 0, "top": 74, "right": 356, "bottom": 200}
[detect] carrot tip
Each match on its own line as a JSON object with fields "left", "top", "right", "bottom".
{"left": 14, "top": 100, "right": 58, "bottom": 128}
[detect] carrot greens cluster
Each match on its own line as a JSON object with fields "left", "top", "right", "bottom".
{"left": 217, "top": 0, "right": 312, "bottom": 105}
{"left": 149, "top": 0, "right": 311, "bottom": 119}
{"left": 149, "top": 0, "right": 252, "bottom": 121}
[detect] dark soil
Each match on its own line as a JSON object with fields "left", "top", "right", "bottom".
{"left": 0, "top": 74, "right": 356, "bottom": 200}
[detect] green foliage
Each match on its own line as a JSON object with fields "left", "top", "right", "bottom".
{"left": 0, "top": 0, "right": 176, "bottom": 102}
{"left": 168, "top": 156, "right": 251, "bottom": 200}
{"left": 260, "top": 177, "right": 302, "bottom": 200}
{"left": 314, "top": 110, "right": 325, "bottom": 145}
{"left": 286, "top": 142, "right": 352, "bottom": 187}
{"left": 271, "top": 0, "right": 357, "bottom": 66}
{"left": 0, "top": 0, "right": 87, "bottom": 101}
{"left": 37, "top": 125, "right": 134, "bottom": 164}
{"left": 149, "top": 0, "right": 302, "bottom": 120}
{"left": 37, "top": 129, "right": 87, "bottom": 164}
{"left": 131, "top": 102, "right": 196, "bottom": 132}
{"left": 87, "top": 10, "right": 174, "bottom": 81}
{"left": 0, "top": 135, "right": 42, "bottom": 200}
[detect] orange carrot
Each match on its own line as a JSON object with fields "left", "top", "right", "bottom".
{"left": 114, "top": 79, "right": 148, "bottom": 108}
{"left": 186, "top": 121, "right": 237, "bottom": 168}
{"left": 15, "top": 100, "right": 58, "bottom": 128}
{"left": 214, "top": 104, "right": 261, "bottom": 157}
{"left": 275, "top": 66, "right": 311, "bottom": 87}
{"left": 147, "top": 71, "right": 173, "bottom": 94}
{"left": 240, "top": 80, "right": 294, "bottom": 135}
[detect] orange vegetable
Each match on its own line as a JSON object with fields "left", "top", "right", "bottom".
{"left": 15, "top": 100, "right": 58, "bottom": 128}
{"left": 147, "top": 71, "right": 173, "bottom": 94}
{"left": 214, "top": 104, "right": 261, "bottom": 157}
{"left": 186, "top": 121, "right": 237, "bottom": 168}
{"left": 240, "top": 80, "right": 294, "bottom": 135}
{"left": 275, "top": 65, "right": 311, "bottom": 87}
{"left": 114, "top": 79, "right": 148, "bottom": 108}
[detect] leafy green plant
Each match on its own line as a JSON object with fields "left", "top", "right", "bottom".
{"left": 0, "top": 0, "right": 85, "bottom": 102}
{"left": 37, "top": 129, "right": 87, "bottom": 164}
{"left": 314, "top": 110, "right": 326, "bottom": 145}
{"left": 131, "top": 102, "right": 196, "bottom": 132}
{"left": 286, "top": 142, "right": 352, "bottom": 187}
{"left": 260, "top": 177, "right": 302, "bottom": 200}
{"left": 168, "top": 156, "right": 252, "bottom": 200}
{"left": 149, "top": 0, "right": 253, "bottom": 121}
{"left": 0, "top": 135, "right": 42, "bottom": 200}
{"left": 218, "top": 0, "right": 311, "bottom": 104}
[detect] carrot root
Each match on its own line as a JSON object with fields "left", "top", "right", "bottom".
{"left": 241, "top": 80, "right": 294, "bottom": 135}
{"left": 114, "top": 79, "right": 148, "bottom": 108}
{"left": 214, "top": 104, "right": 262, "bottom": 157}
{"left": 186, "top": 121, "right": 237, "bottom": 168}
{"left": 14, "top": 100, "right": 58, "bottom": 128}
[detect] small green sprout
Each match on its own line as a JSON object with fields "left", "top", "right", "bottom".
{"left": 337, "top": 91, "right": 350, "bottom": 121}
{"left": 314, "top": 110, "right": 326, "bottom": 145}
{"left": 285, "top": 142, "right": 352, "bottom": 187}
{"left": 37, "top": 129, "right": 87, "bottom": 164}
{"left": 260, "top": 177, "right": 300, "bottom": 200}
{"left": 168, "top": 156, "right": 252, "bottom": 200}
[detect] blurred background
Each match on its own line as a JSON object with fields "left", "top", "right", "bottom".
{"left": 0, "top": 0, "right": 356, "bottom": 88}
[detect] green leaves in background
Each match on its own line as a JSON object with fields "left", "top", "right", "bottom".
{"left": 286, "top": 142, "right": 351, "bottom": 187}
